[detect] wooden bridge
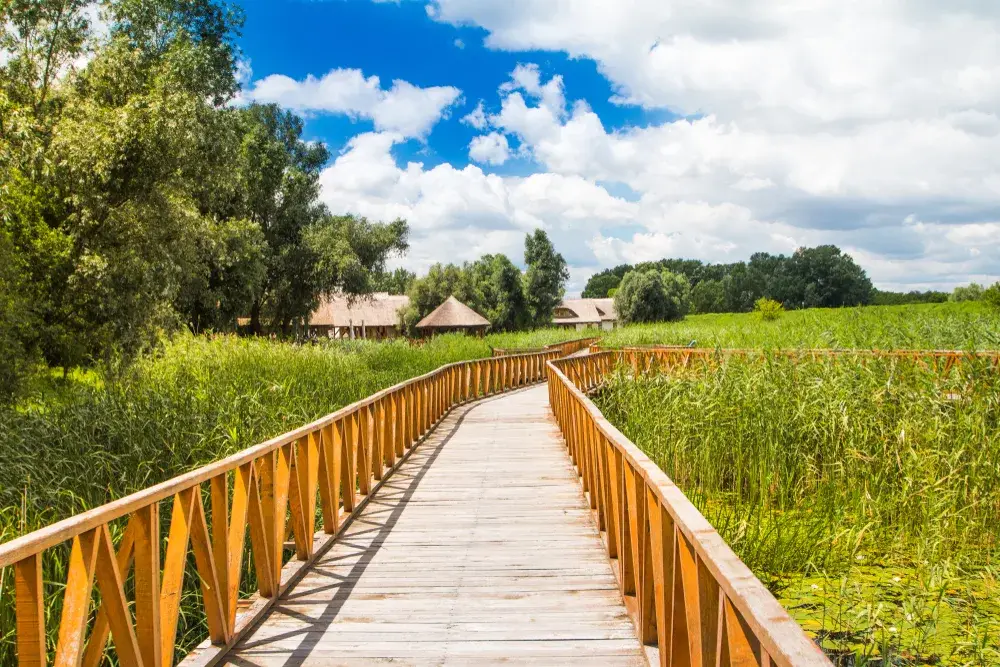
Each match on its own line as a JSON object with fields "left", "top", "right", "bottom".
{"left": 1, "top": 339, "right": 836, "bottom": 667}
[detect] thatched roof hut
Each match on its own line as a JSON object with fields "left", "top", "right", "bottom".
{"left": 552, "top": 298, "right": 618, "bottom": 330}
{"left": 416, "top": 296, "right": 490, "bottom": 336}
{"left": 310, "top": 292, "right": 410, "bottom": 339}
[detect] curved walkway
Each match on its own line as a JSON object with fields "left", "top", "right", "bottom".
{"left": 221, "top": 384, "right": 645, "bottom": 666}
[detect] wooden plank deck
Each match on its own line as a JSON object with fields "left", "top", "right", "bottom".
{"left": 220, "top": 384, "right": 646, "bottom": 666}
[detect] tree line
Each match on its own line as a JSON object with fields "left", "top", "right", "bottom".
{"left": 584, "top": 245, "right": 875, "bottom": 315}
{"left": 396, "top": 230, "right": 569, "bottom": 334}
{"left": 0, "top": 1, "right": 408, "bottom": 399}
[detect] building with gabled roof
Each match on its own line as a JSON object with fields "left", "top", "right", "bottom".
{"left": 552, "top": 298, "right": 618, "bottom": 331}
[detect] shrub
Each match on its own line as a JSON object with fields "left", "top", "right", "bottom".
{"left": 754, "top": 297, "right": 784, "bottom": 321}
{"left": 982, "top": 282, "right": 1000, "bottom": 311}
{"left": 951, "top": 282, "right": 984, "bottom": 302}
{"left": 614, "top": 269, "right": 690, "bottom": 324}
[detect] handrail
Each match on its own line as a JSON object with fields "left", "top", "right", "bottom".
{"left": 590, "top": 345, "right": 1000, "bottom": 378}
{"left": 492, "top": 336, "right": 601, "bottom": 358}
{"left": 1, "top": 349, "right": 561, "bottom": 667}
{"left": 547, "top": 352, "right": 832, "bottom": 667}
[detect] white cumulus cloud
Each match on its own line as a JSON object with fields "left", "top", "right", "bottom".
{"left": 469, "top": 132, "right": 511, "bottom": 165}
{"left": 244, "top": 67, "right": 461, "bottom": 138}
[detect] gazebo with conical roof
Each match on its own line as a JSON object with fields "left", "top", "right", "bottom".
{"left": 415, "top": 296, "right": 490, "bottom": 337}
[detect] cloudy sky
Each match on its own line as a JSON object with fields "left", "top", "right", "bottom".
{"left": 238, "top": 0, "right": 1000, "bottom": 295}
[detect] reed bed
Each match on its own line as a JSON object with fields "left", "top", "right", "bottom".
{"left": 601, "top": 302, "right": 1000, "bottom": 350}
{"left": 0, "top": 329, "right": 579, "bottom": 663}
{"left": 596, "top": 354, "right": 1000, "bottom": 664}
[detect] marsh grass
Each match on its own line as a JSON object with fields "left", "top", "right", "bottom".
{"left": 596, "top": 354, "right": 1000, "bottom": 664}
{"left": 0, "top": 328, "right": 587, "bottom": 664}
{"left": 601, "top": 302, "right": 1000, "bottom": 350}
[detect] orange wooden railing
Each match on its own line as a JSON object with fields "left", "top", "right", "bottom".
{"left": 588, "top": 345, "right": 1000, "bottom": 379}
{"left": 547, "top": 351, "right": 832, "bottom": 667}
{"left": 0, "top": 350, "right": 560, "bottom": 667}
{"left": 491, "top": 336, "right": 601, "bottom": 358}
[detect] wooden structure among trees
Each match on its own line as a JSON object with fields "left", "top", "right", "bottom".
{"left": 553, "top": 298, "right": 618, "bottom": 330}
{"left": 0, "top": 339, "right": 834, "bottom": 667}
{"left": 415, "top": 295, "right": 490, "bottom": 336}
{"left": 309, "top": 292, "right": 410, "bottom": 340}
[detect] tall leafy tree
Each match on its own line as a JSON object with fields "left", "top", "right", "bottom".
{"left": 782, "top": 245, "right": 873, "bottom": 308}
{"left": 614, "top": 268, "right": 691, "bottom": 324}
{"left": 523, "top": 229, "right": 568, "bottom": 326}
{"left": 2, "top": 0, "right": 247, "bottom": 370}
{"left": 465, "top": 254, "right": 529, "bottom": 331}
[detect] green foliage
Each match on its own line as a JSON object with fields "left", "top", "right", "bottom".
{"left": 598, "top": 354, "right": 1000, "bottom": 663}
{"left": 950, "top": 282, "right": 984, "bottom": 302}
{"left": 690, "top": 278, "right": 725, "bottom": 314}
{"left": 523, "top": 229, "right": 569, "bottom": 326}
{"left": 607, "top": 287, "right": 618, "bottom": 298}
{"left": 872, "top": 289, "right": 949, "bottom": 306}
{"left": 754, "top": 297, "right": 784, "bottom": 321}
{"left": 581, "top": 271, "right": 621, "bottom": 298}
{"left": 614, "top": 268, "right": 691, "bottom": 324}
{"left": 0, "top": 5, "right": 409, "bottom": 397}
{"left": 401, "top": 263, "right": 471, "bottom": 332}
{"left": 982, "top": 282, "right": 1000, "bottom": 311}
{"left": 584, "top": 245, "right": 873, "bottom": 314}
{"left": 464, "top": 254, "right": 530, "bottom": 331}
{"left": 372, "top": 267, "right": 416, "bottom": 294}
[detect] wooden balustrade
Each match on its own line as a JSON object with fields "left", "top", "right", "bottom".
{"left": 547, "top": 352, "right": 832, "bottom": 667}
{"left": 491, "top": 336, "right": 601, "bottom": 358}
{"left": 0, "top": 350, "right": 560, "bottom": 666}
{"left": 591, "top": 345, "right": 1000, "bottom": 379}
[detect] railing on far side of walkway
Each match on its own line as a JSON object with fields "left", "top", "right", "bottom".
{"left": 547, "top": 351, "right": 832, "bottom": 667}
{"left": 492, "top": 336, "right": 601, "bottom": 358}
{"left": 590, "top": 345, "right": 1000, "bottom": 379}
{"left": 0, "top": 349, "right": 560, "bottom": 667}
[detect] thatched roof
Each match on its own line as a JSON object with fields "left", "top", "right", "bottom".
{"left": 311, "top": 292, "right": 410, "bottom": 328}
{"left": 416, "top": 296, "right": 490, "bottom": 329}
{"left": 552, "top": 298, "right": 617, "bottom": 325}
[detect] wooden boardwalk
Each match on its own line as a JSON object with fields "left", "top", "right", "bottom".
{"left": 221, "top": 385, "right": 646, "bottom": 666}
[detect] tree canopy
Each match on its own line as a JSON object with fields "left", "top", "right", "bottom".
{"left": 523, "top": 229, "right": 569, "bottom": 326}
{"left": 614, "top": 269, "right": 691, "bottom": 324}
{"left": 583, "top": 245, "right": 873, "bottom": 312}
{"left": 0, "top": 0, "right": 407, "bottom": 398}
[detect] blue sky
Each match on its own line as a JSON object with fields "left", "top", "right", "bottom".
{"left": 236, "top": 0, "right": 1000, "bottom": 294}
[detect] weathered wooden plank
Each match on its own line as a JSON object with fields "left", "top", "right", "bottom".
{"left": 220, "top": 386, "right": 644, "bottom": 665}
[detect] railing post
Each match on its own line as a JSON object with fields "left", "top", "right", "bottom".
{"left": 14, "top": 553, "right": 46, "bottom": 667}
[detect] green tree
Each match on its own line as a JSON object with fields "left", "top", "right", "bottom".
{"left": 782, "top": 245, "right": 873, "bottom": 308}
{"left": 401, "top": 263, "right": 474, "bottom": 333}
{"left": 216, "top": 104, "right": 408, "bottom": 333}
{"left": 523, "top": 229, "right": 569, "bottom": 326}
{"left": 1, "top": 0, "right": 247, "bottom": 370}
{"left": 581, "top": 271, "right": 622, "bottom": 298}
{"left": 465, "top": 254, "right": 528, "bottom": 331}
{"left": 951, "top": 283, "right": 984, "bottom": 302}
{"left": 981, "top": 282, "right": 1000, "bottom": 311}
{"left": 372, "top": 267, "right": 416, "bottom": 294}
{"left": 614, "top": 268, "right": 690, "bottom": 324}
{"left": 690, "top": 279, "right": 725, "bottom": 314}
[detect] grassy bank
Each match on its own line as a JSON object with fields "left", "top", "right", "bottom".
{"left": 600, "top": 302, "right": 1000, "bottom": 350}
{"left": 596, "top": 355, "right": 1000, "bottom": 664}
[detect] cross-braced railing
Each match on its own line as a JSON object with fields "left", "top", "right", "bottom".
{"left": 590, "top": 345, "right": 1000, "bottom": 379}
{"left": 547, "top": 351, "right": 832, "bottom": 667}
{"left": 0, "top": 350, "right": 560, "bottom": 666}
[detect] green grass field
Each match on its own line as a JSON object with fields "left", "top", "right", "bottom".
{"left": 601, "top": 301, "right": 1000, "bottom": 350}
{"left": 596, "top": 327, "right": 1000, "bottom": 664}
